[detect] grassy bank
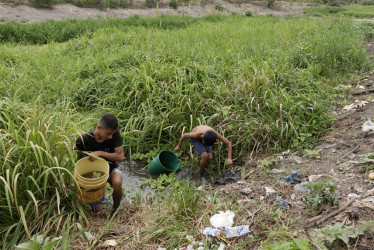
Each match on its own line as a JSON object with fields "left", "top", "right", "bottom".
{"left": 305, "top": 4, "right": 374, "bottom": 18}
{"left": 0, "top": 15, "right": 372, "bottom": 248}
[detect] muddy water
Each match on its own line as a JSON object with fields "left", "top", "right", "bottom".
{"left": 116, "top": 160, "right": 214, "bottom": 199}
{"left": 115, "top": 160, "right": 242, "bottom": 201}
{"left": 117, "top": 160, "right": 157, "bottom": 198}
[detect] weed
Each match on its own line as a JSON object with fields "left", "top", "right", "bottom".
{"left": 145, "top": 0, "right": 157, "bottom": 7}
{"left": 245, "top": 10, "right": 253, "bottom": 16}
{"left": 169, "top": 0, "right": 178, "bottom": 9}
{"left": 29, "top": 0, "right": 53, "bottom": 7}
{"left": 338, "top": 162, "right": 348, "bottom": 171}
{"left": 258, "top": 157, "right": 279, "bottom": 168}
{"left": 199, "top": 0, "right": 209, "bottom": 5}
{"left": 267, "top": 0, "right": 275, "bottom": 8}
{"left": 304, "top": 148, "right": 322, "bottom": 159}
{"left": 263, "top": 238, "right": 312, "bottom": 249}
{"left": 291, "top": 133, "right": 313, "bottom": 149}
{"left": 313, "top": 223, "right": 364, "bottom": 246}
{"left": 142, "top": 173, "right": 179, "bottom": 192}
{"left": 214, "top": 4, "right": 224, "bottom": 12}
{"left": 304, "top": 179, "right": 338, "bottom": 210}
{"left": 358, "top": 153, "right": 374, "bottom": 172}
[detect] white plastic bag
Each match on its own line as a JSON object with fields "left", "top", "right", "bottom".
{"left": 362, "top": 120, "right": 374, "bottom": 132}
{"left": 210, "top": 210, "right": 235, "bottom": 228}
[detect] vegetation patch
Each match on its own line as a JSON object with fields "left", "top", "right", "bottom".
{"left": 305, "top": 4, "right": 374, "bottom": 18}
{"left": 0, "top": 14, "right": 372, "bottom": 248}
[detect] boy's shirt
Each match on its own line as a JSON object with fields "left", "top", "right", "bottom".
{"left": 75, "top": 130, "right": 123, "bottom": 171}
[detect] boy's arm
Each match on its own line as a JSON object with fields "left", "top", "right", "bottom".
{"left": 216, "top": 133, "right": 232, "bottom": 165}
{"left": 174, "top": 132, "right": 200, "bottom": 151}
{"left": 89, "top": 146, "right": 125, "bottom": 162}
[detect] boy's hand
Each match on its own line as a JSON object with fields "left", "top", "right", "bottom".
{"left": 88, "top": 151, "right": 102, "bottom": 161}
{"left": 226, "top": 158, "right": 233, "bottom": 166}
{"left": 174, "top": 146, "right": 181, "bottom": 152}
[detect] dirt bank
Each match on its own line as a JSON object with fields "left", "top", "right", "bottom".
{"left": 0, "top": 0, "right": 308, "bottom": 23}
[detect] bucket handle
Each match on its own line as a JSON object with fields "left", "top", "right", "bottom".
{"left": 76, "top": 150, "right": 102, "bottom": 160}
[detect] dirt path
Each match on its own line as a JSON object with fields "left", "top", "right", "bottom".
{"left": 0, "top": 0, "right": 308, "bottom": 23}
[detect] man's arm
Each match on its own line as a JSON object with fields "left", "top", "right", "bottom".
{"left": 216, "top": 133, "right": 232, "bottom": 165}
{"left": 174, "top": 132, "right": 201, "bottom": 151}
{"left": 89, "top": 146, "right": 125, "bottom": 162}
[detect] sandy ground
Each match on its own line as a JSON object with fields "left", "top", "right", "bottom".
{"left": 0, "top": 0, "right": 308, "bottom": 23}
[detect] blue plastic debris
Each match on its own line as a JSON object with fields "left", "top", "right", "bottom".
{"left": 275, "top": 196, "right": 290, "bottom": 210}
{"left": 203, "top": 227, "right": 220, "bottom": 237}
{"left": 225, "top": 225, "right": 250, "bottom": 238}
{"left": 280, "top": 171, "right": 301, "bottom": 184}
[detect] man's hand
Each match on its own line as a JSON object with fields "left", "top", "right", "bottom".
{"left": 174, "top": 145, "right": 181, "bottom": 152}
{"left": 88, "top": 151, "right": 102, "bottom": 161}
{"left": 226, "top": 158, "right": 233, "bottom": 166}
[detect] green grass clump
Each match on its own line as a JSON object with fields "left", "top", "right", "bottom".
{"left": 305, "top": 5, "right": 374, "bottom": 18}
{"left": 304, "top": 180, "right": 339, "bottom": 210}
{"left": 0, "top": 15, "right": 225, "bottom": 44}
{"left": 0, "top": 99, "right": 86, "bottom": 248}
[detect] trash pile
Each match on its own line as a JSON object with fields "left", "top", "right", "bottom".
{"left": 202, "top": 210, "right": 250, "bottom": 249}
{"left": 343, "top": 100, "right": 369, "bottom": 111}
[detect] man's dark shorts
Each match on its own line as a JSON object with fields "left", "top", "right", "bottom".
{"left": 190, "top": 138, "right": 212, "bottom": 156}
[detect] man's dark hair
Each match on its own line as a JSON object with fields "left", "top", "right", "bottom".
{"left": 99, "top": 114, "right": 118, "bottom": 130}
{"left": 203, "top": 130, "right": 217, "bottom": 146}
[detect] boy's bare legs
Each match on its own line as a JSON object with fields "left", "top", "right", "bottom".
{"left": 198, "top": 152, "right": 213, "bottom": 177}
{"left": 110, "top": 171, "right": 123, "bottom": 213}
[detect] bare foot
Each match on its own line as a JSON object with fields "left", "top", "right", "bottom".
{"left": 91, "top": 204, "right": 103, "bottom": 213}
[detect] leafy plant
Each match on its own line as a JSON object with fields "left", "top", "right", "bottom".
{"left": 29, "top": 0, "right": 54, "bottom": 7}
{"left": 267, "top": 0, "right": 275, "bottom": 8}
{"left": 304, "top": 180, "right": 338, "bottom": 210}
{"left": 131, "top": 147, "right": 160, "bottom": 162}
{"left": 145, "top": 0, "right": 157, "bottom": 7}
{"left": 263, "top": 238, "right": 312, "bottom": 250}
{"left": 337, "top": 162, "right": 348, "bottom": 171}
{"left": 245, "top": 10, "right": 253, "bottom": 17}
{"left": 169, "top": 0, "right": 178, "bottom": 9}
{"left": 359, "top": 152, "right": 374, "bottom": 164}
{"left": 304, "top": 148, "right": 322, "bottom": 159}
{"left": 258, "top": 157, "right": 279, "bottom": 168}
{"left": 291, "top": 133, "right": 313, "bottom": 149}
{"left": 214, "top": 4, "right": 224, "bottom": 12}
{"left": 142, "top": 173, "right": 179, "bottom": 192}
{"left": 313, "top": 223, "right": 364, "bottom": 246}
{"left": 358, "top": 153, "right": 374, "bottom": 173}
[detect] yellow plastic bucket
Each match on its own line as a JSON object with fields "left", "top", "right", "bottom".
{"left": 74, "top": 157, "right": 109, "bottom": 204}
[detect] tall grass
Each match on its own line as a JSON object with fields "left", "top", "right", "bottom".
{"left": 0, "top": 99, "right": 86, "bottom": 248}
{"left": 0, "top": 16, "right": 370, "bottom": 157}
{"left": 0, "top": 15, "right": 224, "bottom": 44}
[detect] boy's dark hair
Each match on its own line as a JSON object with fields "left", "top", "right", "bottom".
{"left": 203, "top": 130, "right": 217, "bottom": 146}
{"left": 99, "top": 114, "right": 118, "bottom": 130}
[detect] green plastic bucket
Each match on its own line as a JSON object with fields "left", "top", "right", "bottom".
{"left": 147, "top": 150, "right": 180, "bottom": 174}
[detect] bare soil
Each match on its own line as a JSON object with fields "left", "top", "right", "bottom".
{"left": 0, "top": 0, "right": 308, "bottom": 23}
